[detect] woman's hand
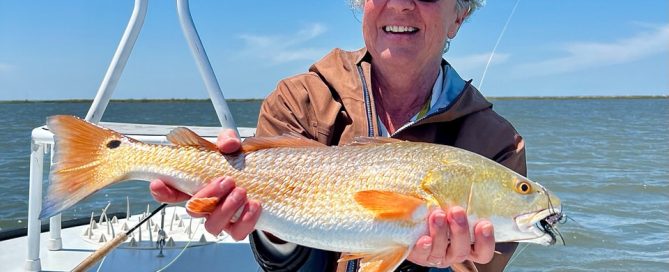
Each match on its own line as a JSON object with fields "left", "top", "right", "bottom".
{"left": 407, "top": 206, "right": 495, "bottom": 268}
{"left": 149, "top": 129, "right": 261, "bottom": 240}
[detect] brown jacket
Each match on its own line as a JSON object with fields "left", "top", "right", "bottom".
{"left": 249, "top": 48, "right": 526, "bottom": 272}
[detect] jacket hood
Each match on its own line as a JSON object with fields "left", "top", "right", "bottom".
{"left": 309, "top": 48, "right": 492, "bottom": 124}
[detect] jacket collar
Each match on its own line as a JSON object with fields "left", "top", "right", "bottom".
{"left": 311, "top": 47, "right": 492, "bottom": 129}
{"left": 353, "top": 48, "right": 492, "bottom": 123}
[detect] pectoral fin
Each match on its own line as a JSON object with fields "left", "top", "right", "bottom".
{"left": 186, "top": 197, "right": 219, "bottom": 215}
{"left": 337, "top": 246, "right": 410, "bottom": 272}
{"left": 354, "top": 190, "right": 425, "bottom": 221}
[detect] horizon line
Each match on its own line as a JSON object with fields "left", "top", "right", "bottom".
{"left": 1, "top": 95, "right": 668, "bottom": 104}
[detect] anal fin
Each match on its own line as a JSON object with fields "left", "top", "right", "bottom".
{"left": 186, "top": 197, "right": 219, "bottom": 215}
{"left": 338, "top": 246, "right": 409, "bottom": 272}
{"left": 451, "top": 260, "right": 479, "bottom": 272}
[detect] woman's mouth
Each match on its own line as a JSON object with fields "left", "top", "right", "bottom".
{"left": 383, "top": 25, "right": 419, "bottom": 34}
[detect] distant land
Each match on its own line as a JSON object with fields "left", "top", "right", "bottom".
{"left": 0, "top": 95, "right": 667, "bottom": 104}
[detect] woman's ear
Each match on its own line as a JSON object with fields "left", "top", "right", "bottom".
{"left": 447, "top": 7, "right": 468, "bottom": 39}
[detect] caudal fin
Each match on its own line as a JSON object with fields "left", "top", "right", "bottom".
{"left": 39, "top": 115, "right": 131, "bottom": 219}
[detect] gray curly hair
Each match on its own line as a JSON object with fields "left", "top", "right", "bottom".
{"left": 348, "top": 0, "right": 485, "bottom": 18}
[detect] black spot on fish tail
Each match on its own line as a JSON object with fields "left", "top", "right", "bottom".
{"left": 107, "top": 140, "right": 121, "bottom": 149}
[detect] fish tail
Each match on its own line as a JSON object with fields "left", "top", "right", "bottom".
{"left": 39, "top": 115, "right": 130, "bottom": 219}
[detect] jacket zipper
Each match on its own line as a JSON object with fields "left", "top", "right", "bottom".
{"left": 357, "top": 65, "right": 376, "bottom": 137}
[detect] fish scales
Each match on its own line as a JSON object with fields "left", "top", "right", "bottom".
{"left": 229, "top": 144, "right": 436, "bottom": 252}
{"left": 41, "top": 115, "right": 564, "bottom": 272}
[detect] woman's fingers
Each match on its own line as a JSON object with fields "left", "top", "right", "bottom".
{"left": 444, "top": 206, "right": 472, "bottom": 264}
{"left": 216, "top": 129, "right": 242, "bottom": 154}
{"left": 427, "top": 209, "right": 449, "bottom": 267}
{"left": 470, "top": 221, "right": 496, "bottom": 264}
{"left": 149, "top": 179, "right": 190, "bottom": 203}
{"left": 203, "top": 187, "right": 248, "bottom": 235}
{"left": 226, "top": 200, "right": 262, "bottom": 241}
{"left": 408, "top": 235, "right": 434, "bottom": 264}
{"left": 187, "top": 177, "right": 235, "bottom": 218}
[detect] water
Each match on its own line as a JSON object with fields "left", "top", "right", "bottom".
{"left": 0, "top": 98, "right": 667, "bottom": 271}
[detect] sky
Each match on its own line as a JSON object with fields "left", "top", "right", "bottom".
{"left": 0, "top": 0, "right": 667, "bottom": 100}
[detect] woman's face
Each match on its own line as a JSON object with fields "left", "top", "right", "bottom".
{"left": 362, "top": 0, "right": 466, "bottom": 68}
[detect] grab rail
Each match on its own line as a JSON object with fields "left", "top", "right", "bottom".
{"left": 25, "top": 0, "right": 238, "bottom": 270}
{"left": 177, "top": 0, "right": 239, "bottom": 135}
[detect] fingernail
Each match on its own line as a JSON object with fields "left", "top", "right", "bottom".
{"left": 219, "top": 177, "right": 232, "bottom": 188}
{"left": 452, "top": 208, "right": 467, "bottom": 226}
{"left": 482, "top": 223, "right": 493, "bottom": 238}
{"left": 422, "top": 242, "right": 432, "bottom": 250}
{"left": 434, "top": 212, "right": 446, "bottom": 227}
{"left": 247, "top": 203, "right": 257, "bottom": 216}
{"left": 229, "top": 189, "right": 242, "bottom": 202}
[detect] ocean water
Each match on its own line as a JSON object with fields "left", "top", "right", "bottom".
{"left": 0, "top": 98, "right": 667, "bottom": 271}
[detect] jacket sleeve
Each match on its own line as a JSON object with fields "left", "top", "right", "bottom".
{"left": 250, "top": 77, "right": 341, "bottom": 272}
{"left": 495, "top": 133, "right": 527, "bottom": 177}
{"left": 255, "top": 74, "right": 342, "bottom": 144}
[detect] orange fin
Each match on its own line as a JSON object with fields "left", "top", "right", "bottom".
{"left": 348, "top": 137, "right": 404, "bottom": 146}
{"left": 166, "top": 127, "right": 218, "bottom": 152}
{"left": 451, "top": 260, "right": 479, "bottom": 272}
{"left": 347, "top": 246, "right": 410, "bottom": 272}
{"left": 186, "top": 197, "right": 220, "bottom": 215}
{"left": 40, "top": 115, "right": 131, "bottom": 219}
{"left": 354, "top": 190, "right": 425, "bottom": 221}
{"left": 241, "top": 133, "right": 326, "bottom": 153}
{"left": 338, "top": 252, "right": 372, "bottom": 263}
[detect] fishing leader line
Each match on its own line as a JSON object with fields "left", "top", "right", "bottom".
{"left": 155, "top": 211, "right": 208, "bottom": 272}
{"left": 478, "top": 0, "right": 521, "bottom": 91}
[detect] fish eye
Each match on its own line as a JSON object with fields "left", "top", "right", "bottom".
{"left": 515, "top": 181, "right": 532, "bottom": 194}
{"left": 106, "top": 140, "right": 121, "bottom": 149}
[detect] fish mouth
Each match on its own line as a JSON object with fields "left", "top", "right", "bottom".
{"left": 514, "top": 208, "right": 565, "bottom": 245}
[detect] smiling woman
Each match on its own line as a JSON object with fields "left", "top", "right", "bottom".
{"left": 149, "top": 0, "right": 529, "bottom": 271}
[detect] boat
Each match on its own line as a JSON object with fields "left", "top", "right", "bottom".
{"left": 1, "top": 0, "right": 260, "bottom": 270}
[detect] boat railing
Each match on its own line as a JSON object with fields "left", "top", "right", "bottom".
{"left": 25, "top": 0, "right": 245, "bottom": 270}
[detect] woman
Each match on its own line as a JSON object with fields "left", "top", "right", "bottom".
{"left": 151, "top": 0, "right": 525, "bottom": 271}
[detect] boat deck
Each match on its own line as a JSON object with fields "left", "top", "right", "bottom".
{"left": 2, "top": 206, "right": 259, "bottom": 271}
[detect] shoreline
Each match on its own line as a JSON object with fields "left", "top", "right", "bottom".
{"left": 1, "top": 95, "right": 667, "bottom": 104}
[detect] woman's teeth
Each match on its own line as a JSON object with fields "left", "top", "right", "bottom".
{"left": 384, "top": 26, "right": 417, "bottom": 33}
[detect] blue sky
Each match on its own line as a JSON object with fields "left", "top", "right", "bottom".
{"left": 0, "top": 0, "right": 667, "bottom": 100}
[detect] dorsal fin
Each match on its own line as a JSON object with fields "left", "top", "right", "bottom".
{"left": 348, "top": 137, "right": 404, "bottom": 146}
{"left": 241, "top": 133, "right": 326, "bottom": 153}
{"left": 166, "top": 127, "right": 219, "bottom": 152}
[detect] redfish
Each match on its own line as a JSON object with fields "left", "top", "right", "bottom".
{"left": 40, "top": 115, "right": 563, "bottom": 272}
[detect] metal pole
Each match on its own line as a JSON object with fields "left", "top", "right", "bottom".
{"left": 25, "top": 140, "right": 44, "bottom": 271}
{"left": 47, "top": 144, "right": 63, "bottom": 251}
{"left": 85, "top": 0, "right": 149, "bottom": 124}
{"left": 177, "top": 0, "right": 239, "bottom": 136}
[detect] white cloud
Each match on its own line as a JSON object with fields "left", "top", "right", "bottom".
{"left": 0, "top": 63, "right": 14, "bottom": 73}
{"left": 238, "top": 23, "right": 329, "bottom": 64}
{"left": 511, "top": 24, "right": 669, "bottom": 77}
